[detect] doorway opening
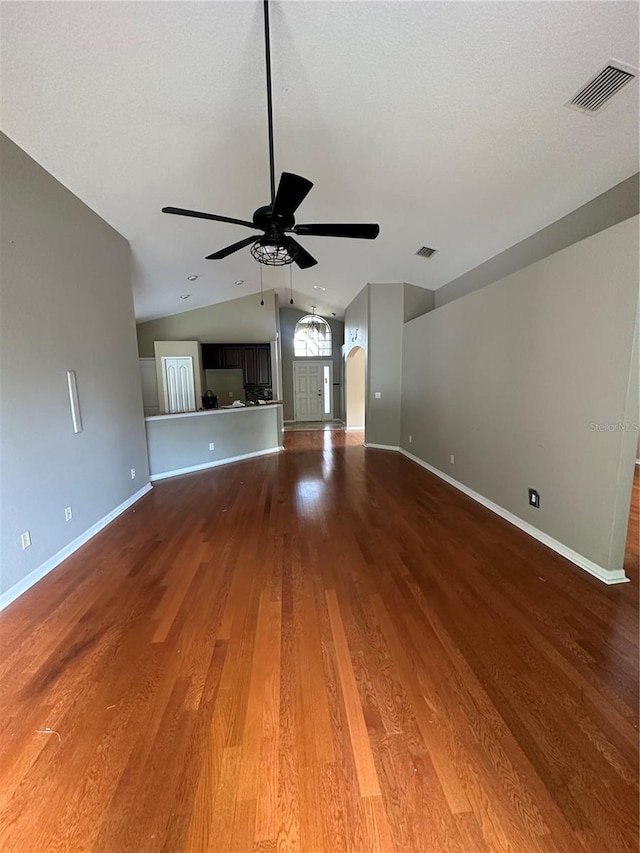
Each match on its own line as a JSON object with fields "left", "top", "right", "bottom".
{"left": 346, "top": 346, "right": 365, "bottom": 431}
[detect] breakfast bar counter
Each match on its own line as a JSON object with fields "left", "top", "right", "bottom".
{"left": 144, "top": 402, "right": 283, "bottom": 480}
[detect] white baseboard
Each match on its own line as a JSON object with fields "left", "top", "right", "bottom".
{"left": 399, "top": 449, "right": 628, "bottom": 586}
{"left": 150, "top": 446, "right": 283, "bottom": 482}
{"left": 365, "top": 443, "right": 400, "bottom": 452}
{"left": 0, "top": 483, "right": 154, "bottom": 613}
{"left": 346, "top": 426, "right": 364, "bottom": 431}
{"left": 636, "top": 458, "right": 640, "bottom": 465}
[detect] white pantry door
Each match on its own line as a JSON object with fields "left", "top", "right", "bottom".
{"left": 293, "top": 361, "right": 333, "bottom": 421}
{"left": 162, "top": 356, "right": 196, "bottom": 413}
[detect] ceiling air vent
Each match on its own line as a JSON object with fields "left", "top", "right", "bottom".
{"left": 566, "top": 61, "right": 637, "bottom": 114}
{"left": 416, "top": 246, "right": 437, "bottom": 259}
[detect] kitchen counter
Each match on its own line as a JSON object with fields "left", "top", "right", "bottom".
{"left": 145, "top": 402, "right": 283, "bottom": 481}
{"left": 144, "top": 401, "right": 283, "bottom": 422}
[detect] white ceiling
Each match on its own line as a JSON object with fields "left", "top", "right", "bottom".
{"left": 1, "top": 1, "right": 638, "bottom": 321}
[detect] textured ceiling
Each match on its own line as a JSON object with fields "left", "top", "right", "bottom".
{"left": 1, "top": 1, "right": 638, "bottom": 321}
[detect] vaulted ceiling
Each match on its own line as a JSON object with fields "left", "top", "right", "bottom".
{"left": 1, "top": 1, "right": 638, "bottom": 321}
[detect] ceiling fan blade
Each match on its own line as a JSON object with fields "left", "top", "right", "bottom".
{"left": 272, "top": 173, "right": 314, "bottom": 220}
{"left": 293, "top": 223, "right": 380, "bottom": 239}
{"left": 206, "top": 235, "right": 257, "bottom": 260}
{"left": 162, "top": 207, "right": 259, "bottom": 230}
{"left": 288, "top": 238, "right": 317, "bottom": 269}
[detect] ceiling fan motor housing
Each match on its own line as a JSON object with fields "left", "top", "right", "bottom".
{"left": 252, "top": 204, "right": 294, "bottom": 234}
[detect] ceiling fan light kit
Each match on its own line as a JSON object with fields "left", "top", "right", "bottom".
{"left": 162, "top": 0, "right": 380, "bottom": 272}
{"left": 250, "top": 237, "right": 298, "bottom": 266}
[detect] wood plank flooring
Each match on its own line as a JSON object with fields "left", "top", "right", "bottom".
{"left": 0, "top": 433, "right": 637, "bottom": 852}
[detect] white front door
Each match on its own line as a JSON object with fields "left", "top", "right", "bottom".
{"left": 293, "top": 360, "right": 333, "bottom": 422}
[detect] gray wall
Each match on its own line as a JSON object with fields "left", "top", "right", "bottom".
{"left": 366, "top": 284, "right": 404, "bottom": 447}
{"left": 344, "top": 285, "right": 368, "bottom": 356}
{"left": 344, "top": 283, "right": 407, "bottom": 448}
{"left": 404, "top": 283, "right": 435, "bottom": 323}
{"left": 145, "top": 407, "right": 281, "bottom": 479}
{"left": 137, "top": 289, "right": 278, "bottom": 357}
{"left": 436, "top": 172, "right": 639, "bottom": 309}
{"left": 279, "top": 307, "right": 344, "bottom": 421}
{"left": 401, "top": 216, "right": 639, "bottom": 576}
{"left": 0, "top": 134, "right": 149, "bottom": 596}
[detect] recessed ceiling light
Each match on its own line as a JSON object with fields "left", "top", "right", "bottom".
{"left": 313, "top": 285, "right": 326, "bottom": 291}
{"left": 234, "top": 280, "right": 245, "bottom": 286}
{"left": 187, "top": 274, "right": 198, "bottom": 281}
{"left": 180, "top": 294, "right": 191, "bottom": 300}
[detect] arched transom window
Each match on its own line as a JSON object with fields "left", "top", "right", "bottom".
{"left": 294, "top": 314, "right": 332, "bottom": 357}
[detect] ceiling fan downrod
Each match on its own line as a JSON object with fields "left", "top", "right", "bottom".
{"left": 263, "top": 0, "right": 277, "bottom": 205}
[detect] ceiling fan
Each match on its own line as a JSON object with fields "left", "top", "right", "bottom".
{"left": 162, "top": 0, "right": 380, "bottom": 269}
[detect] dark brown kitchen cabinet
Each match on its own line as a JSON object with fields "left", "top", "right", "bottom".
{"left": 220, "top": 346, "right": 242, "bottom": 369}
{"left": 201, "top": 344, "right": 243, "bottom": 370}
{"left": 242, "top": 345, "right": 271, "bottom": 386}
{"left": 201, "top": 343, "right": 271, "bottom": 387}
{"left": 256, "top": 345, "right": 271, "bottom": 385}
{"left": 242, "top": 346, "right": 257, "bottom": 385}
{"left": 200, "top": 344, "right": 220, "bottom": 369}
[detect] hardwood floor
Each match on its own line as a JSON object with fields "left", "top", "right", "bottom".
{"left": 283, "top": 422, "right": 347, "bottom": 431}
{"left": 0, "top": 435, "right": 637, "bottom": 852}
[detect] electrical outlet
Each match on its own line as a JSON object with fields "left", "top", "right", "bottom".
{"left": 208, "top": 442, "right": 215, "bottom": 451}
{"left": 130, "top": 468, "right": 136, "bottom": 480}
{"left": 409, "top": 435, "right": 412, "bottom": 444}
{"left": 528, "top": 488, "right": 540, "bottom": 508}
{"left": 20, "top": 531, "right": 31, "bottom": 550}
{"left": 64, "top": 506, "right": 73, "bottom": 522}
{"left": 450, "top": 454, "right": 455, "bottom": 464}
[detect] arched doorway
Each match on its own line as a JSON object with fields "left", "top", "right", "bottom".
{"left": 346, "top": 346, "right": 365, "bottom": 431}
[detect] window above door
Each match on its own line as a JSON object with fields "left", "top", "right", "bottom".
{"left": 294, "top": 315, "right": 332, "bottom": 358}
